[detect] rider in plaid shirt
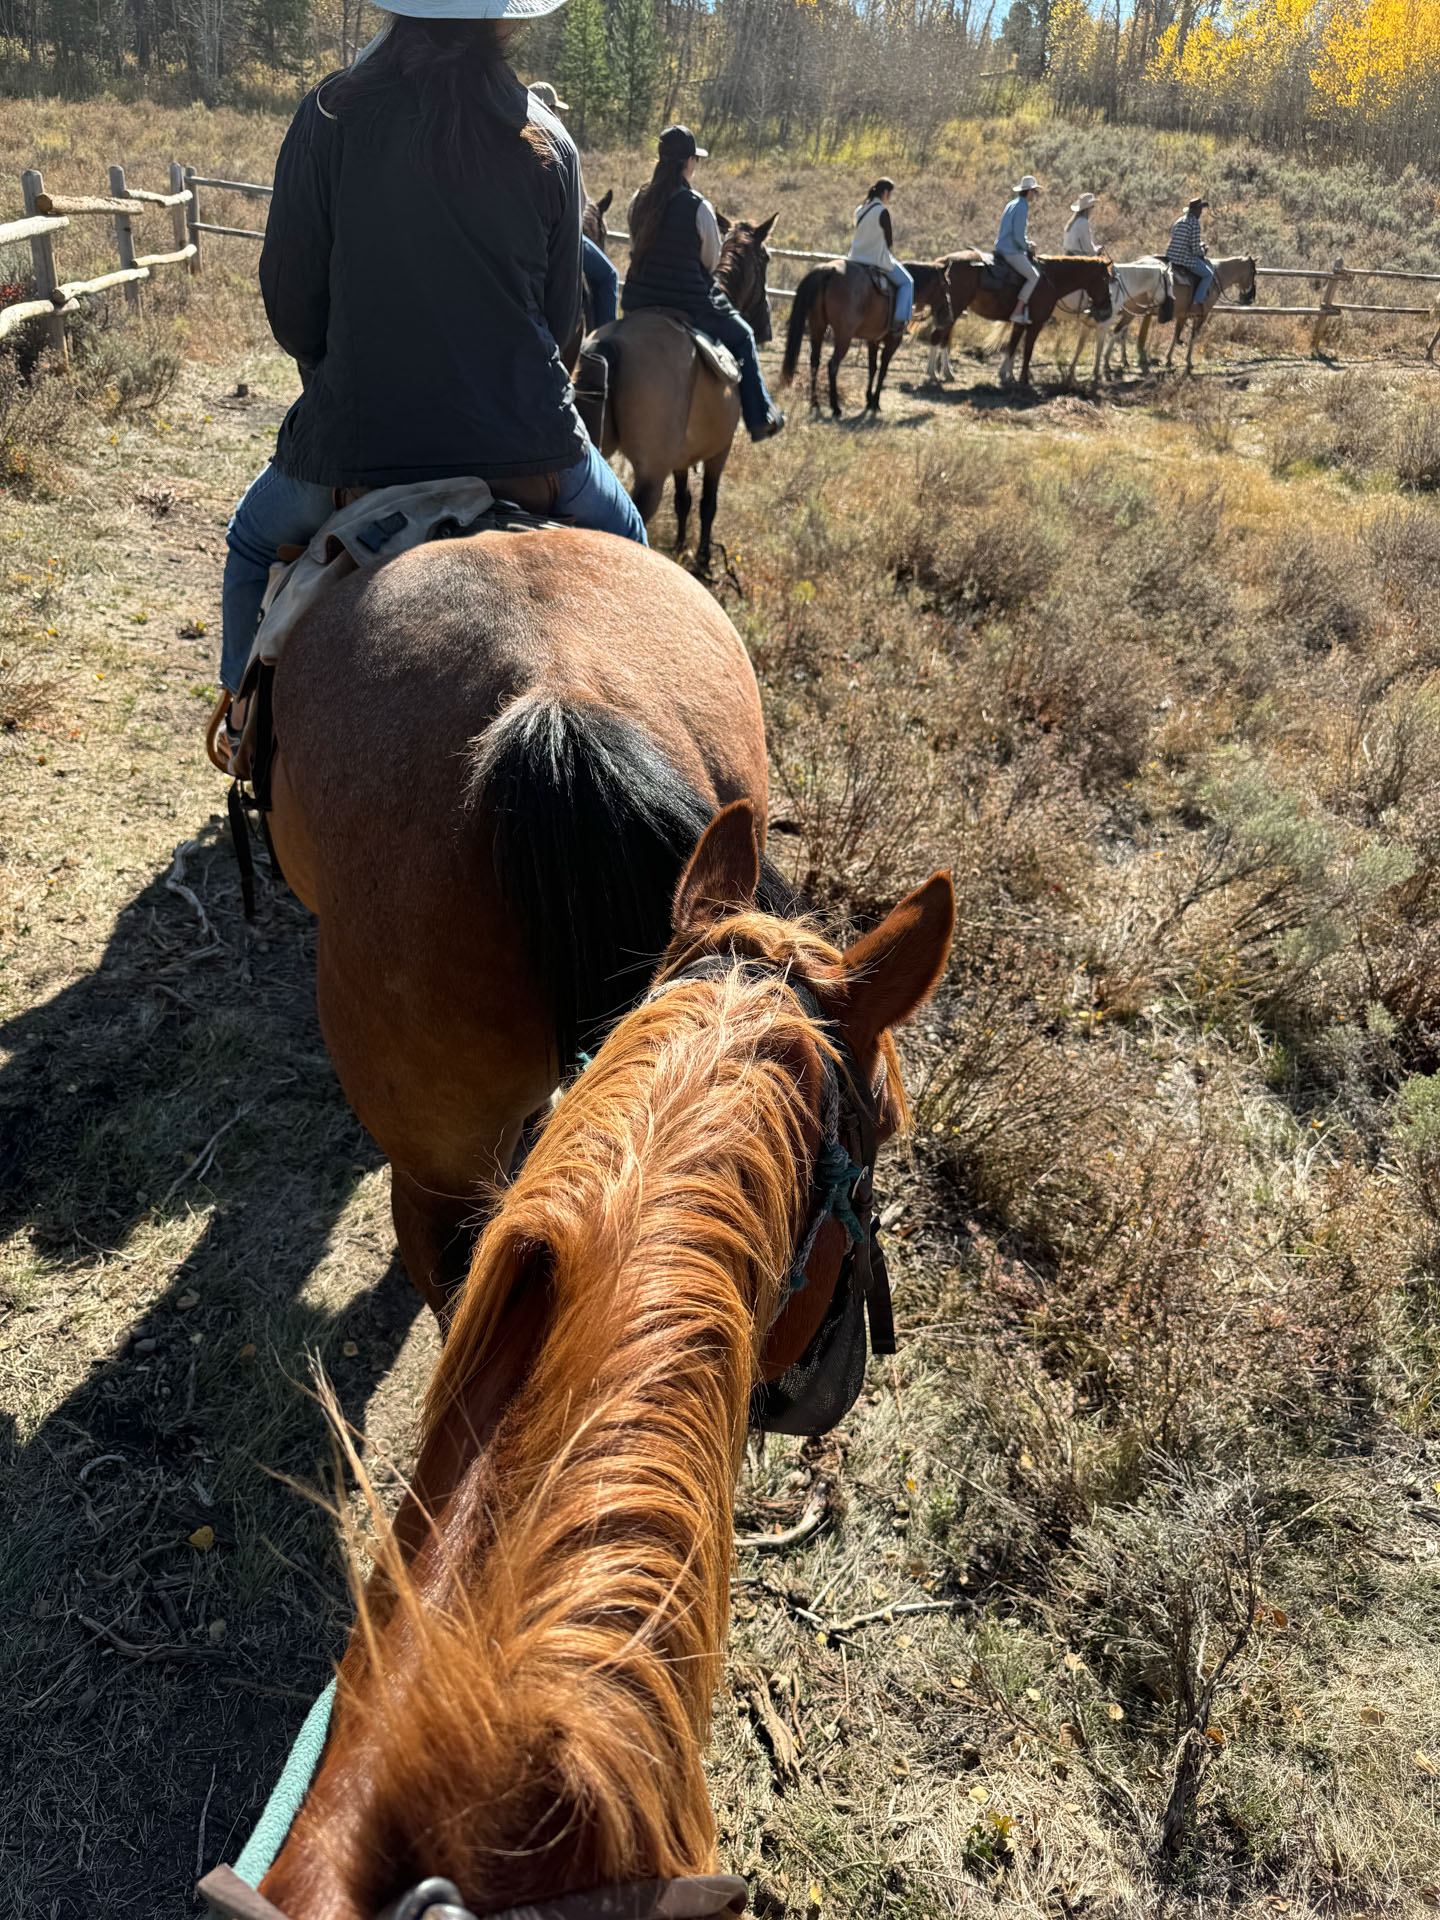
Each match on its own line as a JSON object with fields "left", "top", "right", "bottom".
{"left": 1164, "top": 196, "right": 1215, "bottom": 306}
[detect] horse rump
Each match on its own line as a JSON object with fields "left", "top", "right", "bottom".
{"left": 471, "top": 693, "right": 794, "bottom": 1071}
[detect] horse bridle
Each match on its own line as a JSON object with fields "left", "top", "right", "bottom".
{"left": 644, "top": 948, "right": 896, "bottom": 1434}
{"left": 198, "top": 1865, "right": 749, "bottom": 1920}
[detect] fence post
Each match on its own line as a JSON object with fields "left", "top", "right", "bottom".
{"left": 108, "top": 164, "right": 141, "bottom": 313}
{"left": 168, "top": 161, "right": 193, "bottom": 271}
{"left": 20, "top": 167, "right": 67, "bottom": 362}
{"left": 184, "top": 165, "right": 201, "bottom": 273}
{"left": 1312, "top": 254, "right": 1345, "bottom": 356}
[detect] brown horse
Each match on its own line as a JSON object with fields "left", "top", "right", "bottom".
{"left": 226, "top": 804, "right": 954, "bottom": 1920}
{"left": 779, "top": 257, "right": 953, "bottom": 416}
{"left": 582, "top": 187, "right": 613, "bottom": 250}
{"left": 929, "top": 252, "right": 1113, "bottom": 389}
{"left": 266, "top": 535, "right": 775, "bottom": 1320}
{"left": 1138, "top": 254, "right": 1258, "bottom": 373}
{"left": 590, "top": 216, "right": 776, "bottom": 575}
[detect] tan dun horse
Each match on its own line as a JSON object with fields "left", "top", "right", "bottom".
{"left": 926, "top": 252, "right": 1113, "bottom": 389}
{"left": 590, "top": 216, "right": 776, "bottom": 574}
{"left": 267, "top": 533, "right": 777, "bottom": 1320}
{"left": 779, "top": 257, "right": 953, "bottom": 416}
{"left": 231, "top": 803, "right": 954, "bottom": 1920}
{"left": 1137, "top": 254, "right": 1258, "bottom": 373}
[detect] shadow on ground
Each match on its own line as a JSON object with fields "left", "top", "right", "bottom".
{"left": 0, "top": 827, "right": 423, "bottom": 1919}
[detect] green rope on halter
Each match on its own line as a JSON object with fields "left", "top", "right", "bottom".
{"left": 787, "top": 1137, "right": 865, "bottom": 1292}
{"left": 232, "top": 1680, "right": 336, "bottom": 1888}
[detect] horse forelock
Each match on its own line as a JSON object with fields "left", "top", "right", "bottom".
{"left": 298, "top": 974, "right": 823, "bottom": 1916}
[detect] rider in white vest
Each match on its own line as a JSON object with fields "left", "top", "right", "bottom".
{"left": 848, "top": 178, "right": 913, "bottom": 325}
{"left": 1063, "top": 191, "right": 1100, "bottom": 254}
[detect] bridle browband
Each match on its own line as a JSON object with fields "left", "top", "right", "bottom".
{"left": 197, "top": 1866, "right": 749, "bottom": 1920}
{"left": 198, "top": 951, "right": 895, "bottom": 1920}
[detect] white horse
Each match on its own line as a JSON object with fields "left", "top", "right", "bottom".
{"left": 1059, "top": 258, "right": 1172, "bottom": 383}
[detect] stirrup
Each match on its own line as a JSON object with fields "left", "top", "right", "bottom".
{"left": 205, "top": 688, "right": 237, "bottom": 774}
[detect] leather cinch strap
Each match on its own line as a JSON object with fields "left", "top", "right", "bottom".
{"left": 197, "top": 1866, "right": 750, "bottom": 1920}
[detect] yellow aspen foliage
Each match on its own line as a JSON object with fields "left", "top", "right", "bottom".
{"left": 1311, "top": 0, "right": 1440, "bottom": 125}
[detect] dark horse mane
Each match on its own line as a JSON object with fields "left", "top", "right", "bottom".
{"left": 469, "top": 694, "right": 798, "bottom": 1071}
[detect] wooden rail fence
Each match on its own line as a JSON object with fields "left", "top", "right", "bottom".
{"left": 5, "top": 166, "right": 1439, "bottom": 362}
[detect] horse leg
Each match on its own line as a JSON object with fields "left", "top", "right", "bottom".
{"left": 1187, "top": 311, "right": 1204, "bottom": 374}
{"left": 866, "top": 338, "right": 879, "bottom": 411}
{"left": 809, "top": 317, "right": 824, "bottom": 410}
{"left": 998, "top": 325, "right": 1017, "bottom": 388}
{"left": 1019, "top": 322, "right": 1037, "bottom": 388}
{"left": 873, "top": 334, "right": 901, "bottom": 411}
{"left": 695, "top": 452, "right": 728, "bottom": 578}
{"left": 631, "top": 470, "right": 666, "bottom": 527}
{"left": 391, "top": 1167, "right": 486, "bottom": 1323}
{"left": 672, "top": 466, "right": 692, "bottom": 554}
{"left": 828, "top": 336, "right": 848, "bottom": 417}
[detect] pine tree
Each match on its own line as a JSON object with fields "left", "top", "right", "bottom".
{"left": 558, "top": 0, "right": 611, "bottom": 146}
{"left": 609, "top": 0, "right": 661, "bottom": 145}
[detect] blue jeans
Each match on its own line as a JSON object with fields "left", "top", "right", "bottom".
{"left": 220, "top": 445, "right": 646, "bottom": 693}
{"left": 1186, "top": 261, "right": 1215, "bottom": 305}
{"left": 889, "top": 261, "right": 914, "bottom": 324}
{"left": 582, "top": 238, "right": 618, "bottom": 328}
{"left": 702, "top": 304, "right": 775, "bottom": 435}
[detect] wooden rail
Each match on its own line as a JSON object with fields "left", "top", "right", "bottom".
{"left": 6, "top": 171, "right": 1440, "bottom": 362}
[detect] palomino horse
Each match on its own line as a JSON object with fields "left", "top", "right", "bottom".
{"left": 925, "top": 253, "right": 1113, "bottom": 389}
{"left": 1137, "top": 254, "right": 1258, "bottom": 373}
{"left": 590, "top": 217, "right": 776, "bottom": 574}
{"left": 778, "top": 257, "right": 952, "bottom": 416}
{"left": 211, "top": 803, "right": 954, "bottom": 1920}
{"left": 266, "top": 534, "right": 774, "bottom": 1319}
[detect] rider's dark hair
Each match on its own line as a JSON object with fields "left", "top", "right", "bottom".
{"left": 323, "top": 17, "right": 554, "bottom": 183}
{"left": 866, "top": 178, "right": 895, "bottom": 200}
{"left": 629, "top": 151, "right": 692, "bottom": 268}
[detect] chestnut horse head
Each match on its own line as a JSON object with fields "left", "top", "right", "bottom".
{"left": 582, "top": 188, "right": 613, "bottom": 251}
{"left": 234, "top": 805, "right": 953, "bottom": 1920}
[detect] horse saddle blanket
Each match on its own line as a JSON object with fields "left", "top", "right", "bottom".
{"left": 848, "top": 260, "right": 898, "bottom": 328}
{"left": 226, "top": 478, "right": 553, "bottom": 782}
{"left": 966, "top": 250, "right": 1024, "bottom": 299}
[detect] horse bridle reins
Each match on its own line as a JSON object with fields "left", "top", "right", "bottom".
{"left": 198, "top": 954, "right": 891, "bottom": 1920}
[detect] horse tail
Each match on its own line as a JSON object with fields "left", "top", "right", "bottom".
{"left": 781, "top": 266, "right": 827, "bottom": 387}
{"left": 471, "top": 692, "right": 796, "bottom": 1072}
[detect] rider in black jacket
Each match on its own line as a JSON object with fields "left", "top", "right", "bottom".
{"left": 218, "top": 1, "right": 644, "bottom": 711}
{"left": 621, "top": 126, "right": 784, "bottom": 443}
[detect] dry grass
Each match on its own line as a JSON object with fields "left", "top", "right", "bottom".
{"left": 3, "top": 99, "right": 1440, "bottom": 1920}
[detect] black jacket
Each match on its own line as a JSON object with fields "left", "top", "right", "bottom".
{"left": 621, "top": 185, "right": 720, "bottom": 316}
{"left": 261, "top": 71, "right": 588, "bottom": 485}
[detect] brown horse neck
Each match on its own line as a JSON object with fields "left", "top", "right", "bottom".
{"left": 260, "top": 976, "right": 823, "bottom": 1920}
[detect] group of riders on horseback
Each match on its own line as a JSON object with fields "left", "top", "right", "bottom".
{"left": 214, "top": 0, "right": 1234, "bottom": 737}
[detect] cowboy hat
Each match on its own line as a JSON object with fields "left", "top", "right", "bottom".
{"left": 1186, "top": 195, "right": 1209, "bottom": 212}
{"left": 528, "top": 80, "right": 570, "bottom": 111}
{"left": 381, "top": 0, "right": 570, "bottom": 17}
{"left": 1014, "top": 174, "right": 1042, "bottom": 193}
{"left": 1070, "top": 192, "right": 1097, "bottom": 213}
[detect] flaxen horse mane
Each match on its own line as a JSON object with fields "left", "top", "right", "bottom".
{"left": 308, "top": 929, "right": 864, "bottom": 1916}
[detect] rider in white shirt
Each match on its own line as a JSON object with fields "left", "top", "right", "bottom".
{"left": 848, "top": 178, "right": 913, "bottom": 324}
{"left": 1063, "top": 191, "right": 1100, "bottom": 254}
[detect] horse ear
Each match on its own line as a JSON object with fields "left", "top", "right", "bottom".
{"left": 597, "top": 188, "right": 613, "bottom": 217}
{"left": 837, "top": 873, "right": 954, "bottom": 1055}
{"left": 673, "top": 801, "right": 761, "bottom": 934}
{"left": 753, "top": 212, "right": 778, "bottom": 244}
{"left": 715, "top": 210, "right": 732, "bottom": 236}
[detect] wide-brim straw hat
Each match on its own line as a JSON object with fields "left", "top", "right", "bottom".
{"left": 1014, "top": 174, "right": 1042, "bottom": 193}
{"left": 381, "top": 0, "right": 570, "bottom": 17}
{"left": 1071, "top": 192, "right": 1097, "bottom": 212}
